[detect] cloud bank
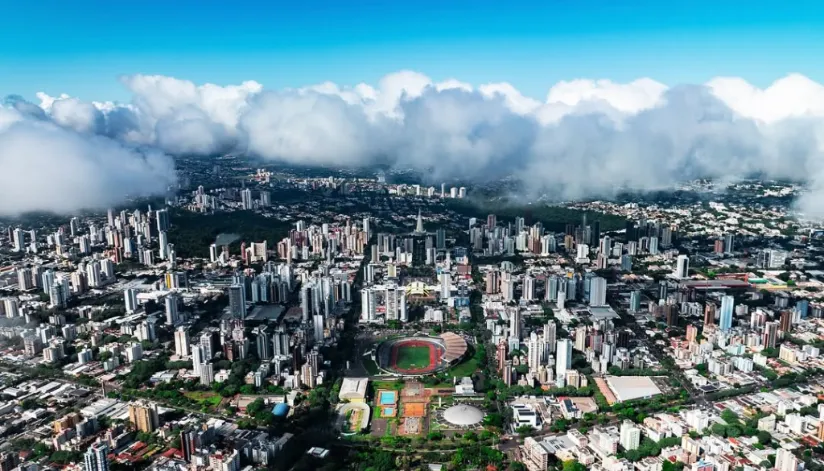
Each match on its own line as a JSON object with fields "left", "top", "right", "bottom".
{"left": 11, "top": 71, "right": 824, "bottom": 217}
{"left": 0, "top": 100, "right": 176, "bottom": 216}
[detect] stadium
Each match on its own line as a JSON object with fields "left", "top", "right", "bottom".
{"left": 375, "top": 333, "right": 468, "bottom": 376}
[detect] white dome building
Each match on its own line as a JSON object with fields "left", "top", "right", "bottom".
{"left": 443, "top": 404, "right": 484, "bottom": 427}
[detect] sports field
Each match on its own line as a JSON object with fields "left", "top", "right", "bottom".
{"left": 395, "top": 345, "right": 433, "bottom": 370}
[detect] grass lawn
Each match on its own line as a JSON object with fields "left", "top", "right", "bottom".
{"left": 184, "top": 391, "right": 222, "bottom": 406}
{"left": 372, "top": 380, "right": 403, "bottom": 390}
{"left": 395, "top": 345, "right": 432, "bottom": 369}
{"left": 447, "top": 357, "right": 480, "bottom": 378}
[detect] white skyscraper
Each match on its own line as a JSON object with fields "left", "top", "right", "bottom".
{"left": 556, "top": 339, "right": 572, "bottom": 379}
{"left": 439, "top": 273, "right": 451, "bottom": 300}
{"left": 124, "top": 288, "right": 139, "bottom": 313}
{"left": 775, "top": 448, "right": 799, "bottom": 471}
{"left": 522, "top": 275, "right": 536, "bottom": 302}
{"left": 241, "top": 189, "right": 253, "bottom": 210}
{"left": 158, "top": 231, "right": 169, "bottom": 259}
{"left": 620, "top": 420, "right": 641, "bottom": 451}
{"left": 86, "top": 262, "right": 102, "bottom": 287}
{"left": 191, "top": 344, "right": 203, "bottom": 376}
{"left": 174, "top": 328, "right": 190, "bottom": 358}
{"left": 12, "top": 228, "right": 25, "bottom": 252}
{"left": 589, "top": 277, "right": 607, "bottom": 307}
{"left": 165, "top": 294, "right": 179, "bottom": 325}
{"left": 509, "top": 309, "right": 521, "bottom": 340}
{"left": 313, "top": 313, "right": 324, "bottom": 342}
{"left": 527, "top": 336, "right": 543, "bottom": 372}
{"left": 675, "top": 254, "right": 690, "bottom": 279}
{"left": 3, "top": 298, "right": 19, "bottom": 318}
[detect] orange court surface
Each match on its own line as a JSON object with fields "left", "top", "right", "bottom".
{"left": 402, "top": 402, "right": 426, "bottom": 418}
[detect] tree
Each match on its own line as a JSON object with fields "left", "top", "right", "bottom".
{"left": 711, "top": 423, "right": 727, "bottom": 437}
{"left": 563, "top": 460, "right": 587, "bottom": 471}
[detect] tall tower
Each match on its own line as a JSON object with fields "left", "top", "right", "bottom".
{"left": 84, "top": 442, "right": 109, "bottom": 471}
{"left": 415, "top": 209, "right": 424, "bottom": 234}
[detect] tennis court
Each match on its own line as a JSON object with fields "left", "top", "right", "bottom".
{"left": 402, "top": 402, "right": 426, "bottom": 417}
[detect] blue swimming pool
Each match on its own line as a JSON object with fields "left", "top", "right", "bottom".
{"left": 379, "top": 391, "right": 396, "bottom": 405}
{"left": 383, "top": 407, "right": 394, "bottom": 416}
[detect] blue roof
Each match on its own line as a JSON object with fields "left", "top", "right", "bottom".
{"left": 272, "top": 403, "right": 289, "bottom": 416}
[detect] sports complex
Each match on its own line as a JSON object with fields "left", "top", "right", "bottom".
{"left": 374, "top": 332, "right": 468, "bottom": 376}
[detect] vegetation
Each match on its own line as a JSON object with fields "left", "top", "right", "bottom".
{"left": 168, "top": 209, "right": 292, "bottom": 258}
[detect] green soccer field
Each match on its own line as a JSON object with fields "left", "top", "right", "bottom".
{"left": 395, "top": 345, "right": 432, "bottom": 369}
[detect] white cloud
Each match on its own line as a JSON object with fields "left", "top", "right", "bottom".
{"left": 19, "top": 70, "right": 824, "bottom": 218}
{"left": 0, "top": 106, "right": 176, "bottom": 215}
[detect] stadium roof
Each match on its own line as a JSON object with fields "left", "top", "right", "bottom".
{"left": 443, "top": 404, "right": 484, "bottom": 426}
{"left": 339, "top": 377, "right": 369, "bottom": 401}
{"left": 439, "top": 332, "right": 468, "bottom": 363}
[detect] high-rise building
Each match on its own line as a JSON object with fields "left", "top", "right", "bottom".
{"left": 589, "top": 277, "right": 607, "bottom": 307}
{"left": 12, "top": 228, "right": 25, "bottom": 252}
{"left": 254, "top": 326, "right": 271, "bottom": 360}
{"left": 675, "top": 255, "right": 690, "bottom": 279}
{"left": 191, "top": 344, "right": 203, "bottom": 376}
{"left": 180, "top": 429, "right": 197, "bottom": 463}
{"left": 629, "top": 290, "right": 641, "bottom": 312}
{"left": 619, "top": 420, "right": 641, "bottom": 451}
{"left": 775, "top": 448, "right": 799, "bottom": 471}
{"left": 522, "top": 275, "right": 536, "bottom": 302}
{"left": 228, "top": 284, "right": 246, "bottom": 319}
{"left": 200, "top": 362, "right": 215, "bottom": 386}
{"left": 174, "top": 328, "right": 190, "bottom": 358}
{"left": 17, "top": 268, "right": 33, "bottom": 291}
{"left": 440, "top": 273, "right": 451, "bottom": 300}
{"left": 485, "top": 270, "right": 499, "bottom": 294}
{"left": 165, "top": 294, "right": 179, "bottom": 325}
{"left": 556, "top": 339, "right": 572, "bottom": 379}
{"left": 241, "top": 189, "right": 253, "bottom": 210}
{"left": 84, "top": 442, "right": 109, "bottom": 471}
{"left": 156, "top": 209, "right": 170, "bottom": 233}
{"left": 509, "top": 309, "right": 521, "bottom": 340}
{"left": 779, "top": 310, "right": 792, "bottom": 333}
{"left": 200, "top": 331, "right": 217, "bottom": 360}
{"left": 124, "top": 288, "right": 139, "bottom": 313}
{"left": 128, "top": 401, "right": 159, "bottom": 433}
{"left": 719, "top": 296, "right": 734, "bottom": 331}
{"left": 724, "top": 234, "right": 734, "bottom": 254}
{"left": 763, "top": 321, "right": 779, "bottom": 349}
{"left": 704, "top": 304, "right": 716, "bottom": 326}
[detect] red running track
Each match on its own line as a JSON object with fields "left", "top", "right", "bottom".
{"left": 389, "top": 340, "right": 441, "bottom": 374}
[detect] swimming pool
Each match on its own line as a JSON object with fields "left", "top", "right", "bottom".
{"left": 379, "top": 391, "right": 396, "bottom": 405}
{"left": 383, "top": 407, "right": 395, "bottom": 416}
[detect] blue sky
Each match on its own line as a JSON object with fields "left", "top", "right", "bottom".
{"left": 3, "top": 0, "right": 824, "bottom": 101}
